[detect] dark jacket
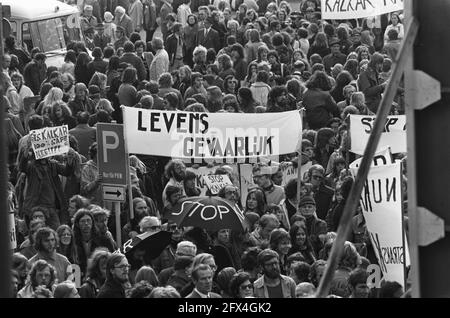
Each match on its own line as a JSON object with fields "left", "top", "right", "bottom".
{"left": 120, "top": 52, "right": 147, "bottom": 82}
{"left": 358, "top": 66, "right": 384, "bottom": 113}
{"left": 69, "top": 124, "right": 97, "bottom": 159}
{"left": 79, "top": 277, "right": 102, "bottom": 298}
{"left": 167, "top": 271, "right": 190, "bottom": 293}
{"left": 323, "top": 52, "right": 347, "bottom": 74}
{"left": 186, "top": 289, "right": 222, "bottom": 298}
{"left": 19, "top": 158, "right": 73, "bottom": 217}
{"left": 313, "top": 183, "right": 334, "bottom": 221}
{"left": 93, "top": 34, "right": 111, "bottom": 51}
{"left": 97, "top": 278, "right": 125, "bottom": 298}
{"left": 303, "top": 89, "right": 340, "bottom": 130}
{"left": 197, "top": 28, "right": 221, "bottom": 53}
{"left": 166, "top": 33, "right": 183, "bottom": 65}
{"left": 88, "top": 59, "right": 109, "bottom": 75}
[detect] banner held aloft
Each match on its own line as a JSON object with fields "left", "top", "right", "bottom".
{"left": 321, "top": 0, "right": 404, "bottom": 20}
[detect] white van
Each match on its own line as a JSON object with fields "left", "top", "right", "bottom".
{"left": 4, "top": 0, "right": 84, "bottom": 67}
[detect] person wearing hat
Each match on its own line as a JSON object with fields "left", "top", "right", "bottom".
{"left": 93, "top": 23, "right": 111, "bottom": 51}
{"left": 323, "top": 37, "right": 347, "bottom": 75}
{"left": 252, "top": 163, "right": 285, "bottom": 205}
{"left": 205, "top": 85, "right": 223, "bottom": 113}
{"left": 298, "top": 195, "right": 328, "bottom": 256}
{"left": 253, "top": 249, "right": 296, "bottom": 298}
{"left": 113, "top": 25, "right": 129, "bottom": 51}
{"left": 197, "top": 16, "right": 221, "bottom": 54}
{"left": 349, "top": 27, "right": 363, "bottom": 52}
{"left": 157, "top": 240, "right": 197, "bottom": 286}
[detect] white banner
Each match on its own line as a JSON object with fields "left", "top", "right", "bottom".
{"left": 30, "top": 125, "right": 70, "bottom": 160}
{"left": 321, "top": 0, "right": 404, "bottom": 20}
{"left": 122, "top": 107, "right": 302, "bottom": 160}
{"left": 349, "top": 115, "right": 406, "bottom": 155}
{"left": 349, "top": 147, "right": 394, "bottom": 169}
{"left": 352, "top": 162, "right": 409, "bottom": 286}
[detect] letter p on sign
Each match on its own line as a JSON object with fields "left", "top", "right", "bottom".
{"left": 102, "top": 131, "right": 119, "bottom": 163}
{"left": 97, "top": 123, "right": 127, "bottom": 186}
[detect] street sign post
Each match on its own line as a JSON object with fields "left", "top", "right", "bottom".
{"left": 97, "top": 123, "right": 128, "bottom": 248}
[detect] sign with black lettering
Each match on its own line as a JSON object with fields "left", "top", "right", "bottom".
{"left": 204, "top": 174, "right": 233, "bottom": 195}
{"left": 351, "top": 162, "right": 409, "bottom": 286}
{"left": 321, "top": 0, "right": 404, "bottom": 20}
{"left": 30, "top": 125, "right": 69, "bottom": 159}
{"left": 349, "top": 147, "right": 394, "bottom": 169}
{"left": 349, "top": 115, "right": 406, "bottom": 155}
{"left": 122, "top": 107, "right": 302, "bottom": 160}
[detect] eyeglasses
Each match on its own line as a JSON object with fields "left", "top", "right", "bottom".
{"left": 168, "top": 225, "right": 178, "bottom": 231}
{"left": 240, "top": 283, "right": 253, "bottom": 290}
{"left": 115, "top": 264, "right": 131, "bottom": 270}
{"left": 225, "top": 190, "right": 237, "bottom": 195}
{"left": 228, "top": 80, "right": 237, "bottom": 84}
{"left": 312, "top": 175, "right": 323, "bottom": 180}
{"left": 60, "top": 233, "right": 72, "bottom": 237}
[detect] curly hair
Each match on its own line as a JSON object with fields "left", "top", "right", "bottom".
{"left": 306, "top": 71, "right": 332, "bottom": 91}
{"left": 29, "top": 260, "right": 56, "bottom": 289}
{"left": 229, "top": 271, "right": 251, "bottom": 298}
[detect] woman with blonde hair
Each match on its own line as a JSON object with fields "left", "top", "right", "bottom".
{"left": 36, "top": 87, "right": 64, "bottom": 115}
{"left": 89, "top": 98, "right": 114, "bottom": 126}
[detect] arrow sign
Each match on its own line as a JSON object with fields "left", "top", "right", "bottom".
{"left": 103, "top": 185, "right": 126, "bottom": 202}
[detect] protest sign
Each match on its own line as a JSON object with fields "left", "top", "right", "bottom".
{"left": 187, "top": 167, "right": 216, "bottom": 196}
{"left": 349, "top": 147, "right": 394, "bottom": 169}
{"left": 349, "top": 115, "right": 406, "bottom": 155}
{"left": 204, "top": 174, "right": 233, "bottom": 195}
{"left": 321, "top": 0, "right": 404, "bottom": 20}
{"left": 280, "top": 161, "right": 313, "bottom": 185}
{"left": 239, "top": 164, "right": 256, "bottom": 207}
{"left": 122, "top": 107, "right": 302, "bottom": 160}
{"left": 351, "top": 162, "right": 409, "bottom": 286}
{"left": 30, "top": 125, "right": 70, "bottom": 160}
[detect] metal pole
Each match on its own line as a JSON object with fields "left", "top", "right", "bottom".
{"left": 315, "top": 18, "right": 419, "bottom": 298}
{"left": 0, "top": 2, "right": 13, "bottom": 298}
{"left": 115, "top": 201, "right": 122, "bottom": 249}
{"left": 296, "top": 150, "right": 302, "bottom": 214}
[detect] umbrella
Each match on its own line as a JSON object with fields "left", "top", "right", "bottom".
{"left": 123, "top": 230, "right": 172, "bottom": 268}
{"left": 166, "top": 196, "right": 247, "bottom": 232}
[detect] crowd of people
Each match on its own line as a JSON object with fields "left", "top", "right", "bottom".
{"left": 4, "top": 0, "right": 408, "bottom": 298}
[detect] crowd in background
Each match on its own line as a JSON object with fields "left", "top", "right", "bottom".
{"left": 4, "top": 0, "right": 408, "bottom": 298}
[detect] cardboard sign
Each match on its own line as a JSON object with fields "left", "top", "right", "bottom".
{"left": 321, "top": 0, "right": 404, "bottom": 20}
{"left": 203, "top": 174, "right": 233, "bottom": 195}
{"left": 30, "top": 125, "right": 70, "bottom": 159}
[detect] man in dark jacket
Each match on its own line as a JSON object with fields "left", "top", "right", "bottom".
{"left": 97, "top": 253, "right": 129, "bottom": 298}
{"left": 93, "top": 23, "right": 111, "bottom": 50}
{"left": 197, "top": 17, "right": 221, "bottom": 54}
{"left": 119, "top": 41, "right": 147, "bottom": 81}
{"left": 357, "top": 52, "right": 386, "bottom": 113}
{"left": 307, "top": 165, "right": 334, "bottom": 222}
{"left": 69, "top": 112, "right": 97, "bottom": 159}
{"left": 323, "top": 38, "right": 347, "bottom": 75}
{"left": 23, "top": 53, "right": 47, "bottom": 95}
{"left": 186, "top": 264, "right": 222, "bottom": 298}
{"left": 165, "top": 23, "right": 184, "bottom": 71}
